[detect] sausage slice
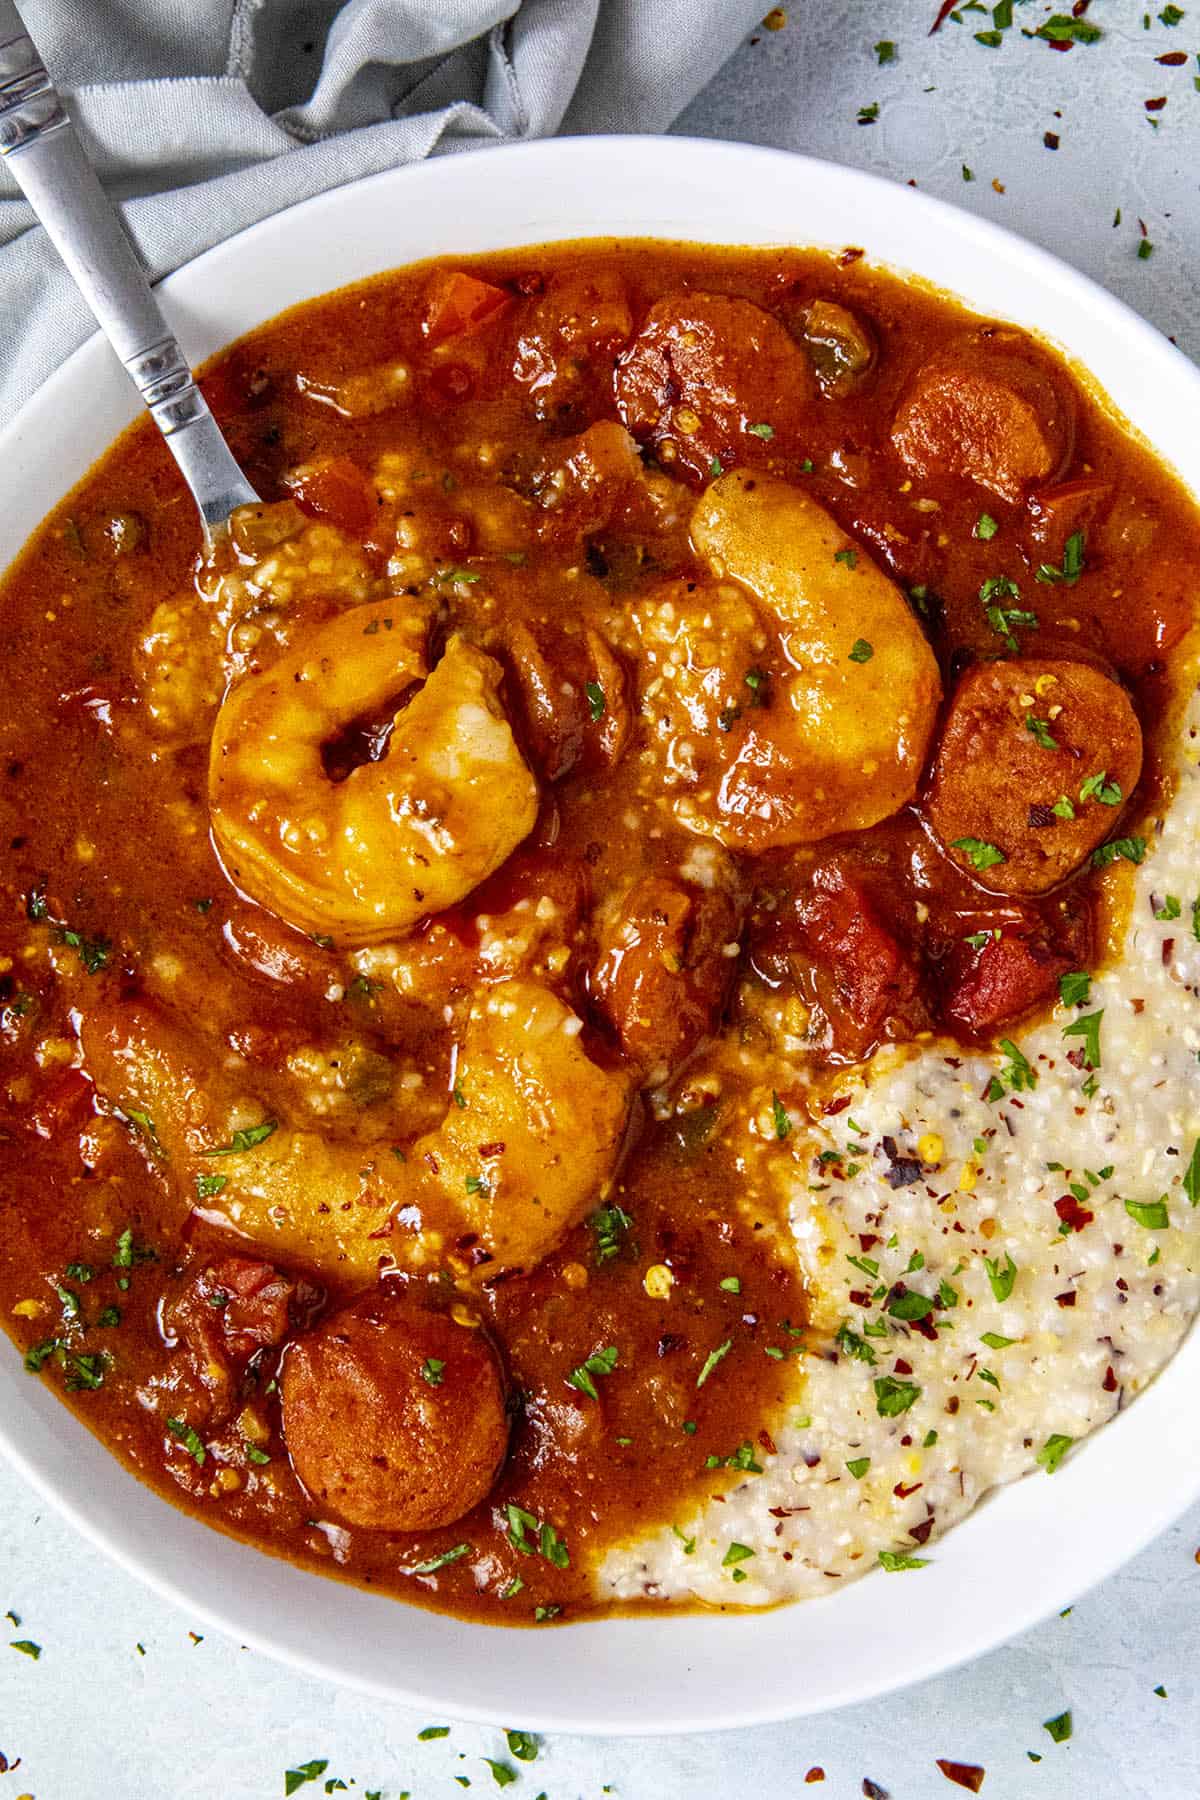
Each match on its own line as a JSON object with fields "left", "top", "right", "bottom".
{"left": 281, "top": 1292, "right": 509, "bottom": 1532}
{"left": 925, "top": 658, "right": 1143, "bottom": 895}
{"left": 891, "top": 330, "right": 1073, "bottom": 502}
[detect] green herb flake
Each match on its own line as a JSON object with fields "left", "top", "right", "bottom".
{"left": 585, "top": 681, "right": 606, "bottom": 722}
{"left": 417, "top": 1726, "right": 452, "bottom": 1740}
{"left": 696, "top": 1338, "right": 733, "bottom": 1388}
{"left": 875, "top": 38, "right": 897, "bottom": 63}
{"left": 984, "top": 1251, "right": 1018, "bottom": 1302}
{"left": 848, "top": 638, "right": 874, "bottom": 662}
{"left": 1079, "top": 769, "right": 1123, "bottom": 806}
{"left": 483, "top": 1761, "right": 517, "bottom": 1789}
{"left": 1035, "top": 530, "right": 1086, "bottom": 587}
{"left": 873, "top": 1375, "right": 921, "bottom": 1417}
{"left": 1058, "top": 970, "right": 1091, "bottom": 1007}
{"left": 772, "top": 1090, "right": 792, "bottom": 1140}
{"left": 1183, "top": 1139, "right": 1200, "bottom": 1207}
{"left": 987, "top": 1038, "right": 1037, "bottom": 1101}
{"left": 1037, "top": 14, "right": 1102, "bottom": 42}
{"left": 1025, "top": 714, "right": 1059, "bottom": 751}
{"left": 981, "top": 1332, "right": 1015, "bottom": 1349}
{"left": 1091, "top": 836, "right": 1146, "bottom": 870}
{"left": 878, "top": 1550, "right": 929, "bottom": 1572}
{"left": 834, "top": 547, "right": 859, "bottom": 570}
{"left": 1125, "top": 1196, "right": 1170, "bottom": 1231}
{"left": 1063, "top": 1008, "right": 1103, "bottom": 1070}
{"left": 846, "top": 1456, "right": 871, "bottom": 1479}
{"left": 285, "top": 1761, "right": 330, "bottom": 1794}
{"left": 1037, "top": 1434, "right": 1075, "bottom": 1474}
{"left": 1052, "top": 794, "right": 1077, "bottom": 821}
{"left": 566, "top": 1344, "right": 618, "bottom": 1400}
{"left": 746, "top": 421, "right": 775, "bottom": 439}
{"left": 719, "top": 1275, "right": 742, "bottom": 1294}
{"left": 974, "top": 512, "right": 999, "bottom": 540}
{"left": 165, "top": 1417, "right": 206, "bottom": 1466}
{"left": 420, "top": 1356, "right": 446, "bottom": 1388}
{"left": 953, "top": 837, "right": 1006, "bottom": 872}
{"left": 672, "top": 1523, "right": 696, "bottom": 1555}
{"left": 202, "top": 1120, "right": 277, "bottom": 1157}
{"left": 856, "top": 101, "right": 881, "bottom": 124}
{"left": 722, "top": 1541, "right": 755, "bottom": 1567}
{"left": 1155, "top": 895, "right": 1182, "bottom": 921}
{"left": 1043, "top": 1709, "right": 1073, "bottom": 1742}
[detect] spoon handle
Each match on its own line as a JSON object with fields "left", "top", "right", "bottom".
{"left": 0, "top": 0, "right": 258, "bottom": 535}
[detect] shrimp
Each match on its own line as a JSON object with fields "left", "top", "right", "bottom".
{"left": 209, "top": 598, "right": 540, "bottom": 944}
{"left": 72, "top": 978, "right": 632, "bottom": 1284}
{"left": 640, "top": 472, "right": 941, "bottom": 853}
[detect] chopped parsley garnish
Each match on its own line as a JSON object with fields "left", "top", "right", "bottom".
{"left": 1155, "top": 896, "right": 1181, "bottom": 921}
{"left": 771, "top": 1091, "right": 792, "bottom": 1140}
{"left": 987, "top": 1037, "right": 1036, "bottom": 1101}
{"left": 1052, "top": 794, "right": 1076, "bottom": 820}
{"left": 420, "top": 1357, "right": 445, "bottom": 1387}
{"left": 973, "top": 512, "right": 999, "bottom": 541}
{"left": 873, "top": 1375, "right": 921, "bottom": 1417}
{"left": 1025, "top": 714, "right": 1059, "bottom": 750}
{"left": 746, "top": 421, "right": 775, "bottom": 439}
{"left": 981, "top": 1332, "right": 1015, "bottom": 1349}
{"left": 1062, "top": 1008, "right": 1103, "bottom": 1069}
{"left": 1035, "top": 530, "right": 1085, "bottom": 586}
{"left": 533, "top": 1604, "right": 561, "bottom": 1621}
{"left": 856, "top": 101, "right": 880, "bottom": 125}
{"left": 405, "top": 1543, "right": 472, "bottom": 1576}
{"left": 504, "top": 1503, "right": 569, "bottom": 1568}
{"left": 719, "top": 1275, "right": 741, "bottom": 1294}
{"left": 10, "top": 1638, "right": 41, "bottom": 1659}
{"left": 1079, "top": 770, "right": 1123, "bottom": 806}
{"left": 878, "top": 1550, "right": 929, "bottom": 1572}
{"left": 722, "top": 1541, "right": 755, "bottom": 1566}
{"left": 706, "top": 1441, "right": 763, "bottom": 1473}
{"left": 696, "top": 1339, "right": 733, "bottom": 1388}
{"left": 585, "top": 681, "right": 605, "bottom": 721}
{"left": 1042, "top": 1709, "right": 1073, "bottom": 1742}
{"left": 1058, "top": 970, "right": 1091, "bottom": 1007}
{"left": 834, "top": 547, "right": 859, "bottom": 570}
{"left": 1036, "top": 1434, "right": 1075, "bottom": 1474}
{"left": 848, "top": 637, "right": 874, "bottom": 663}
{"left": 417, "top": 1726, "right": 451, "bottom": 1740}
{"left": 202, "top": 1120, "right": 277, "bottom": 1156}
{"left": 244, "top": 1441, "right": 271, "bottom": 1465}
{"left": 1091, "top": 836, "right": 1146, "bottom": 869}
{"left": 452, "top": 1081, "right": 467, "bottom": 1109}
{"left": 875, "top": 39, "right": 896, "bottom": 63}
{"left": 1037, "top": 13, "right": 1102, "bottom": 41}
{"left": 887, "top": 1289, "right": 935, "bottom": 1322}
{"left": 58, "top": 927, "right": 111, "bottom": 975}
{"left": 953, "top": 837, "right": 1006, "bottom": 872}
{"left": 284, "top": 1761, "right": 329, "bottom": 1795}
{"left": 166, "top": 1417, "right": 206, "bottom": 1466}
{"left": 112, "top": 1226, "right": 155, "bottom": 1269}
{"left": 465, "top": 1174, "right": 490, "bottom": 1197}
{"left": 566, "top": 1344, "right": 618, "bottom": 1400}
{"left": 589, "top": 1202, "right": 632, "bottom": 1263}
{"left": 835, "top": 1322, "right": 877, "bottom": 1366}
{"left": 979, "top": 574, "right": 1038, "bottom": 652}
{"left": 194, "top": 1172, "right": 227, "bottom": 1201}
{"left": 1184, "top": 1139, "right": 1200, "bottom": 1208}
{"left": 1125, "top": 1196, "right": 1169, "bottom": 1230}
{"left": 483, "top": 1759, "right": 518, "bottom": 1788}
{"left": 846, "top": 1456, "right": 871, "bottom": 1479}
{"left": 984, "top": 1251, "right": 1018, "bottom": 1302}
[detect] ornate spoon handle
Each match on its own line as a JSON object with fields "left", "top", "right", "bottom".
{"left": 0, "top": 0, "right": 258, "bottom": 537}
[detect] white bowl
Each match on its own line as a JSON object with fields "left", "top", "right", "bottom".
{"left": 2, "top": 136, "right": 1198, "bottom": 1735}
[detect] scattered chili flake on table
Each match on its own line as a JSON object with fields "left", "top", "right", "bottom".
{"left": 936, "top": 1761, "right": 986, "bottom": 1793}
{"left": 805, "top": 1772, "right": 826, "bottom": 1785}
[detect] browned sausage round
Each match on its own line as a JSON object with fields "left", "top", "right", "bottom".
{"left": 613, "top": 292, "right": 814, "bottom": 485}
{"left": 891, "top": 330, "right": 1073, "bottom": 502}
{"left": 925, "top": 658, "right": 1143, "bottom": 895}
{"left": 280, "top": 1292, "right": 509, "bottom": 1532}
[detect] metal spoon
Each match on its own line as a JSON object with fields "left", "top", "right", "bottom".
{"left": 0, "top": 0, "right": 259, "bottom": 540}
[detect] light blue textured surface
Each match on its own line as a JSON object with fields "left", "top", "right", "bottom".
{"left": 3, "top": 4, "right": 1199, "bottom": 1794}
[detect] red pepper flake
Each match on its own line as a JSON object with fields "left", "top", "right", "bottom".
{"left": 894, "top": 1358, "right": 914, "bottom": 1375}
{"left": 805, "top": 1773, "right": 826, "bottom": 1786}
{"left": 862, "top": 1783, "right": 890, "bottom": 1800}
{"left": 1055, "top": 1194, "right": 1094, "bottom": 1231}
{"left": 1043, "top": 131, "right": 1060, "bottom": 149}
{"left": 1145, "top": 96, "right": 1168, "bottom": 111}
{"left": 936, "top": 1763, "right": 986, "bottom": 1794}
{"left": 894, "top": 1480, "right": 923, "bottom": 1498}
{"left": 1102, "top": 1365, "right": 1118, "bottom": 1393}
{"left": 824, "top": 1094, "right": 853, "bottom": 1115}
{"left": 837, "top": 247, "right": 865, "bottom": 268}
{"left": 991, "top": 178, "right": 1007, "bottom": 194}
{"left": 910, "top": 1516, "right": 936, "bottom": 1545}
{"left": 1157, "top": 50, "right": 1188, "bottom": 63}
{"left": 1055, "top": 1290, "right": 1078, "bottom": 1308}
{"left": 930, "top": 0, "right": 957, "bottom": 32}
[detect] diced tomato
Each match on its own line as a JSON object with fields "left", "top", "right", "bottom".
{"left": 941, "top": 933, "right": 1068, "bottom": 1035}
{"left": 801, "top": 868, "right": 922, "bottom": 1047}
{"left": 423, "top": 271, "right": 511, "bottom": 347}
{"left": 284, "top": 457, "right": 373, "bottom": 536}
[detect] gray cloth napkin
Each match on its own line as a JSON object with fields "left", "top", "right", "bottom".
{"left": 0, "top": 0, "right": 764, "bottom": 414}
